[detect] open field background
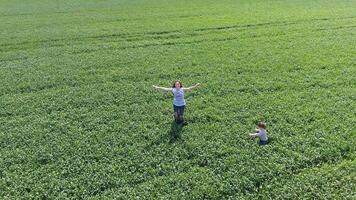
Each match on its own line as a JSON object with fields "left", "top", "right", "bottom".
{"left": 1, "top": 0, "right": 355, "bottom": 199}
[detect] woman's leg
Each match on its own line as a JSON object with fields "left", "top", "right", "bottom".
{"left": 178, "top": 106, "right": 185, "bottom": 123}
{"left": 173, "top": 105, "right": 185, "bottom": 124}
{"left": 174, "top": 112, "right": 179, "bottom": 122}
{"left": 173, "top": 105, "right": 179, "bottom": 122}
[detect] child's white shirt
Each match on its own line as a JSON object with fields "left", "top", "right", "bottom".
{"left": 257, "top": 128, "right": 268, "bottom": 141}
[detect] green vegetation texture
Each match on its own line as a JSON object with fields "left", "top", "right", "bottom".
{"left": 0, "top": 0, "right": 355, "bottom": 199}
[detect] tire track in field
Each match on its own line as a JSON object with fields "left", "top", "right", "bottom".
{"left": 0, "top": 9, "right": 110, "bottom": 17}
{"left": 315, "top": 25, "right": 356, "bottom": 31}
{"left": 1, "top": 15, "right": 355, "bottom": 53}
{"left": 72, "top": 15, "right": 356, "bottom": 41}
{"left": 68, "top": 24, "right": 356, "bottom": 55}
{"left": 1, "top": 23, "right": 354, "bottom": 64}
{"left": 1, "top": 24, "right": 354, "bottom": 64}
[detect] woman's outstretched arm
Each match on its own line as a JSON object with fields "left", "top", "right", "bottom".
{"left": 152, "top": 85, "right": 172, "bottom": 92}
{"left": 184, "top": 83, "right": 201, "bottom": 92}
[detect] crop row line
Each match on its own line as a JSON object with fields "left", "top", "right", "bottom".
{"left": 1, "top": 15, "right": 355, "bottom": 52}
{"left": 0, "top": 25, "right": 354, "bottom": 65}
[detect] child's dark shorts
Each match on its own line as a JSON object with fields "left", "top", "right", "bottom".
{"left": 259, "top": 140, "right": 268, "bottom": 145}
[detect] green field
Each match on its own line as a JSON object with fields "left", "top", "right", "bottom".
{"left": 1, "top": 0, "right": 356, "bottom": 199}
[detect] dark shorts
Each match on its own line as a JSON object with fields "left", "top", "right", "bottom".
{"left": 173, "top": 105, "right": 185, "bottom": 115}
{"left": 259, "top": 140, "right": 268, "bottom": 145}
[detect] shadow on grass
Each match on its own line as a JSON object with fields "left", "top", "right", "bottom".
{"left": 267, "top": 136, "right": 274, "bottom": 145}
{"left": 143, "top": 121, "right": 184, "bottom": 150}
{"left": 169, "top": 121, "right": 183, "bottom": 143}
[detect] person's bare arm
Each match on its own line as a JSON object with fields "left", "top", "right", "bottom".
{"left": 152, "top": 85, "right": 172, "bottom": 92}
{"left": 184, "top": 83, "right": 201, "bottom": 92}
{"left": 250, "top": 129, "right": 262, "bottom": 137}
{"left": 249, "top": 133, "right": 258, "bottom": 137}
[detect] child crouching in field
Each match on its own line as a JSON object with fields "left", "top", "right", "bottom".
{"left": 153, "top": 81, "right": 200, "bottom": 124}
{"left": 249, "top": 121, "right": 268, "bottom": 145}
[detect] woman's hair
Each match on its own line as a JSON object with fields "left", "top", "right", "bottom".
{"left": 172, "top": 80, "right": 183, "bottom": 88}
{"left": 257, "top": 121, "right": 266, "bottom": 129}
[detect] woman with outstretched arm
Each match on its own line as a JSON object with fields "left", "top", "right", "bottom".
{"left": 153, "top": 80, "right": 200, "bottom": 124}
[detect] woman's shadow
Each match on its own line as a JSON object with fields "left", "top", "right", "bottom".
{"left": 142, "top": 121, "right": 184, "bottom": 152}
{"left": 169, "top": 121, "right": 183, "bottom": 143}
